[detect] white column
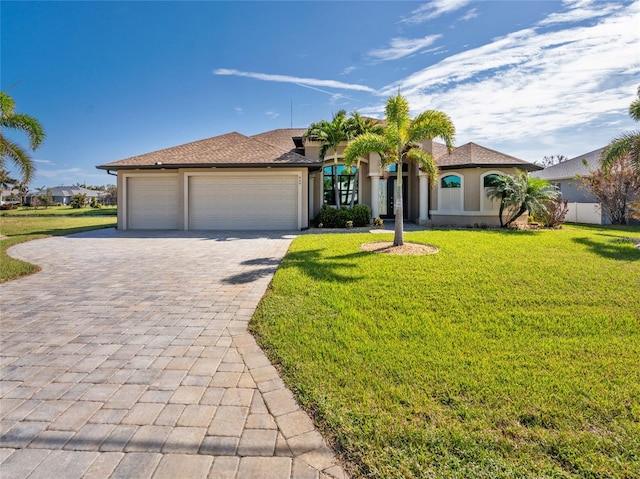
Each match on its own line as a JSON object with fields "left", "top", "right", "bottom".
{"left": 370, "top": 174, "right": 380, "bottom": 219}
{"left": 419, "top": 173, "right": 429, "bottom": 223}
{"left": 369, "top": 153, "right": 382, "bottom": 219}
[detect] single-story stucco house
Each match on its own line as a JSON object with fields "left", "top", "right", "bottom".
{"left": 96, "top": 128, "right": 541, "bottom": 231}
{"left": 26, "top": 185, "right": 103, "bottom": 206}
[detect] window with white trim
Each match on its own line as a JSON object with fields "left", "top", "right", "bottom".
{"left": 481, "top": 173, "right": 502, "bottom": 212}
{"left": 439, "top": 174, "right": 463, "bottom": 211}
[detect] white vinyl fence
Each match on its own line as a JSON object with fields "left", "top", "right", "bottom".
{"left": 565, "top": 202, "right": 602, "bottom": 224}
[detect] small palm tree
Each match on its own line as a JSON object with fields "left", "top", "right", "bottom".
{"left": 344, "top": 93, "right": 455, "bottom": 246}
{"left": 601, "top": 89, "right": 640, "bottom": 173}
{"left": 486, "top": 170, "right": 558, "bottom": 227}
{"left": 304, "top": 110, "right": 351, "bottom": 207}
{"left": 0, "top": 92, "right": 45, "bottom": 183}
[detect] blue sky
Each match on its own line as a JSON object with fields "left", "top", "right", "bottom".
{"left": 1, "top": 0, "right": 638, "bottom": 188}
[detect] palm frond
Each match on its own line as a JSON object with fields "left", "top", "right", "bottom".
{"left": 2, "top": 114, "right": 46, "bottom": 150}
{"left": 343, "top": 133, "right": 389, "bottom": 168}
{"left": 0, "top": 136, "right": 34, "bottom": 183}
{"left": 385, "top": 94, "right": 410, "bottom": 133}
{"left": 410, "top": 110, "right": 456, "bottom": 151}
{"left": 405, "top": 148, "right": 438, "bottom": 187}
{"left": 601, "top": 131, "right": 640, "bottom": 173}
{"left": 629, "top": 98, "right": 640, "bottom": 122}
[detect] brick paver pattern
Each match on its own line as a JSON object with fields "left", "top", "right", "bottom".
{"left": 0, "top": 229, "right": 347, "bottom": 479}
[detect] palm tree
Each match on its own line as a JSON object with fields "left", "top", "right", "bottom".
{"left": 486, "top": 170, "right": 558, "bottom": 227}
{"left": 343, "top": 93, "right": 455, "bottom": 246}
{"left": 304, "top": 110, "right": 351, "bottom": 207}
{"left": 601, "top": 89, "right": 640, "bottom": 173}
{"left": 0, "top": 169, "right": 17, "bottom": 189}
{"left": 344, "top": 112, "right": 384, "bottom": 208}
{"left": 0, "top": 169, "right": 18, "bottom": 205}
{"left": 0, "top": 91, "right": 45, "bottom": 183}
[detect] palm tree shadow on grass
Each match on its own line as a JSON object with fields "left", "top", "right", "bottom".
{"left": 572, "top": 236, "right": 640, "bottom": 261}
{"left": 222, "top": 249, "right": 367, "bottom": 285}
{"left": 279, "top": 249, "right": 368, "bottom": 283}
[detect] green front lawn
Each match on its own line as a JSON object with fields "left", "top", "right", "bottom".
{"left": 0, "top": 205, "right": 117, "bottom": 216}
{"left": 0, "top": 216, "right": 116, "bottom": 283}
{"left": 251, "top": 225, "right": 640, "bottom": 478}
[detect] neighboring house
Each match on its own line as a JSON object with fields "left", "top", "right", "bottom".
{"left": 532, "top": 148, "right": 602, "bottom": 202}
{"left": 1, "top": 188, "right": 20, "bottom": 205}
{"left": 27, "top": 186, "right": 102, "bottom": 206}
{"left": 96, "top": 128, "right": 541, "bottom": 231}
{"left": 532, "top": 148, "right": 609, "bottom": 224}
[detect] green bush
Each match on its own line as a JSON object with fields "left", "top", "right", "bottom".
{"left": 70, "top": 193, "right": 89, "bottom": 209}
{"left": 351, "top": 204, "right": 371, "bottom": 227}
{"left": 315, "top": 204, "right": 371, "bottom": 228}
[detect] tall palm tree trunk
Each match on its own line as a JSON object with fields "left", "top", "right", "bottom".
{"left": 333, "top": 152, "right": 341, "bottom": 208}
{"left": 394, "top": 162, "right": 404, "bottom": 246}
{"left": 349, "top": 166, "right": 359, "bottom": 209}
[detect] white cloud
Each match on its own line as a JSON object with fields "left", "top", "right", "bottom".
{"left": 33, "top": 159, "right": 54, "bottom": 165}
{"left": 265, "top": 110, "right": 280, "bottom": 119}
{"left": 234, "top": 106, "right": 244, "bottom": 115}
{"left": 369, "top": 35, "right": 442, "bottom": 61}
{"left": 294, "top": 83, "right": 351, "bottom": 104}
{"left": 459, "top": 8, "right": 478, "bottom": 21}
{"left": 376, "top": 1, "right": 640, "bottom": 149}
{"left": 341, "top": 66, "right": 357, "bottom": 75}
{"left": 538, "top": 0, "right": 622, "bottom": 25}
{"left": 401, "top": 0, "right": 472, "bottom": 24}
{"left": 214, "top": 68, "right": 375, "bottom": 93}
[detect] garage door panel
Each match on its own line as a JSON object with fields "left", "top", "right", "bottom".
{"left": 190, "top": 176, "right": 298, "bottom": 230}
{"left": 128, "top": 176, "right": 179, "bottom": 229}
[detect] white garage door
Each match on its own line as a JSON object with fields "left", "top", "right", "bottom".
{"left": 189, "top": 175, "right": 298, "bottom": 230}
{"left": 127, "top": 176, "right": 179, "bottom": 229}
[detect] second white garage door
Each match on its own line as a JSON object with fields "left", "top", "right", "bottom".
{"left": 189, "top": 175, "right": 299, "bottom": 230}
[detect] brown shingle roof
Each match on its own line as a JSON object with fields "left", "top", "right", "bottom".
{"left": 251, "top": 128, "right": 307, "bottom": 151}
{"left": 97, "top": 131, "right": 318, "bottom": 170}
{"left": 433, "top": 142, "right": 541, "bottom": 171}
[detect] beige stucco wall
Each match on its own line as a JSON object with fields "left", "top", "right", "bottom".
{"left": 118, "top": 167, "right": 310, "bottom": 230}
{"left": 423, "top": 167, "right": 524, "bottom": 227}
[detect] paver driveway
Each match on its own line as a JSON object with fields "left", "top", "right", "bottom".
{"left": 0, "top": 229, "right": 347, "bottom": 479}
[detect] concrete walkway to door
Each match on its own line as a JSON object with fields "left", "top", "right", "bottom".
{"left": 0, "top": 229, "right": 347, "bottom": 479}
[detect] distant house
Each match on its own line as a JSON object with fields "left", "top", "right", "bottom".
{"left": 1, "top": 188, "right": 20, "bottom": 205}
{"left": 532, "top": 148, "right": 602, "bottom": 202}
{"left": 532, "top": 148, "right": 608, "bottom": 224}
{"left": 27, "top": 186, "right": 102, "bottom": 206}
{"left": 96, "top": 128, "right": 542, "bottom": 231}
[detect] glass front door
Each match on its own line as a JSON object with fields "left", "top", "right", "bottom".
{"left": 379, "top": 176, "right": 408, "bottom": 219}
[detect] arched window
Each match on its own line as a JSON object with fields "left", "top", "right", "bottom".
{"left": 323, "top": 164, "right": 357, "bottom": 206}
{"left": 481, "top": 172, "right": 503, "bottom": 212}
{"left": 439, "top": 174, "right": 463, "bottom": 211}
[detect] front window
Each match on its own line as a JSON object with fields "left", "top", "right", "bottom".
{"left": 483, "top": 174, "right": 501, "bottom": 188}
{"left": 482, "top": 174, "right": 501, "bottom": 212}
{"left": 441, "top": 175, "right": 462, "bottom": 188}
{"left": 439, "top": 174, "right": 463, "bottom": 211}
{"left": 323, "top": 165, "right": 357, "bottom": 206}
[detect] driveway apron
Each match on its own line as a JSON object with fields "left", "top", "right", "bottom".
{"left": 0, "top": 229, "right": 347, "bottom": 479}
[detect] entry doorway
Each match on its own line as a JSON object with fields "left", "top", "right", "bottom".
{"left": 378, "top": 176, "right": 408, "bottom": 219}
